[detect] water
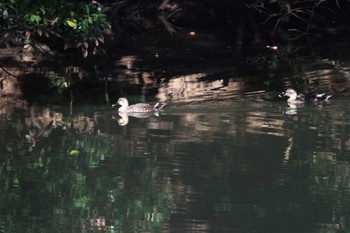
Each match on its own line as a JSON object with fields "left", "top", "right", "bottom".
{"left": 1, "top": 97, "right": 350, "bottom": 233}
{"left": 1, "top": 60, "right": 350, "bottom": 233}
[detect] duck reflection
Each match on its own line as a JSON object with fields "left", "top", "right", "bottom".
{"left": 116, "top": 112, "right": 156, "bottom": 126}
{"left": 284, "top": 98, "right": 329, "bottom": 115}
{"left": 285, "top": 102, "right": 302, "bottom": 115}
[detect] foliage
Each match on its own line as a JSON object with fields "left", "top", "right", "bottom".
{"left": 246, "top": 0, "right": 342, "bottom": 37}
{"left": 47, "top": 72, "right": 67, "bottom": 93}
{"left": 0, "top": 0, "right": 110, "bottom": 57}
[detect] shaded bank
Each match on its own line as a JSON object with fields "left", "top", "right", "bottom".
{"left": 1, "top": 0, "right": 350, "bottom": 106}
{"left": 0, "top": 47, "right": 348, "bottom": 109}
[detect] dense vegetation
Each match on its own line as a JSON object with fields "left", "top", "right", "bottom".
{"left": 1, "top": 0, "right": 348, "bottom": 58}
{"left": 0, "top": 0, "right": 110, "bottom": 57}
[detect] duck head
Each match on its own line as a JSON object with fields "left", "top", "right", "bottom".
{"left": 279, "top": 88, "right": 298, "bottom": 101}
{"left": 112, "top": 97, "right": 129, "bottom": 112}
{"left": 118, "top": 97, "right": 129, "bottom": 106}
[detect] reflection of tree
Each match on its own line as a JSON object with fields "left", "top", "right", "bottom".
{"left": 248, "top": 107, "right": 350, "bottom": 232}
{"left": 144, "top": 104, "right": 350, "bottom": 232}
{"left": 0, "top": 106, "right": 175, "bottom": 233}
{"left": 1, "top": 98, "right": 350, "bottom": 232}
{"left": 253, "top": 158, "right": 350, "bottom": 231}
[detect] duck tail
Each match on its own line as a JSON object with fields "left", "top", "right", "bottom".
{"left": 315, "top": 93, "right": 332, "bottom": 101}
{"left": 316, "top": 93, "right": 325, "bottom": 98}
{"left": 154, "top": 102, "right": 167, "bottom": 111}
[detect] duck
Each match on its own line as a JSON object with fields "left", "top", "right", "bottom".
{"left": 113, "top": 97, "right": 167, "bottom": 113}
{"left": 279, "top": 88, "right": 332, "bottom": 103}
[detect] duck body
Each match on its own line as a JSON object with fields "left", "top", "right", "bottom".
{"left": 279, "top": 88, "right": 332, "bottom": 103}
{"left": 114, "top": 97, "right": 166, "bottom": 113}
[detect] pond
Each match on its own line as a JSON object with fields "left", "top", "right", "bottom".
{"left": 1, "top": 58, "right": 350, "bottom": 233}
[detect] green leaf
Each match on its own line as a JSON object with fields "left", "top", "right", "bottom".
{"left": 39, "top": 5, "right": 46, "bottom": 14}
{"left": 34, "top": 157, "right": 44, "bottom": 168}
{"left": 81, "top": 19, "right": 89, "bottom": 29}
{"left": 29, "top": 14, "right": 41, "bottom": 24}
{"left": 69, "top": 149, "right": 80, "bottom": 155}
{"left": 65, "top": 18, "right": 77, "bottom": 28}
{"left": 84, "top": 4, "right": 89, "bottom": 14}
{"left": 74, "top": 196, "right": 90, "bottom": 208}
{"left": 12, "top": 176, "right": 19, "bottom": 187}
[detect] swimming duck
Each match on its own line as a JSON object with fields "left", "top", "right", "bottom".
{"left": 279, "top": 88, "right": 332, "bottom": 103}
{"left": 113, "top": 97, "right": 167, "bottom": 113}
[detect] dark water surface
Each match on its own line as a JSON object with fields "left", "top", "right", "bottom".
{"left": 1, "top": 62, "right": 350, "bottom": 233}
{"left": 1, "top": 101, "right": 350, "bottom": 233}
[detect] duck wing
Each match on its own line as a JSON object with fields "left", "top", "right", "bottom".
{"left": 124, "top": 102, "right": 167, "bottom": 113}
{"left": 296, "top": 93, "right": 305, "bottom": 101}
{"left": 127, "top": 103, "right": 154, "bottom": 112}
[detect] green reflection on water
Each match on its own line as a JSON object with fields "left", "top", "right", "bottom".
{"left": 0, "top": 107, "right": 175, "bottom": 233}
{"left": 0, "top": 100, "right": 350, "bottom": 233}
